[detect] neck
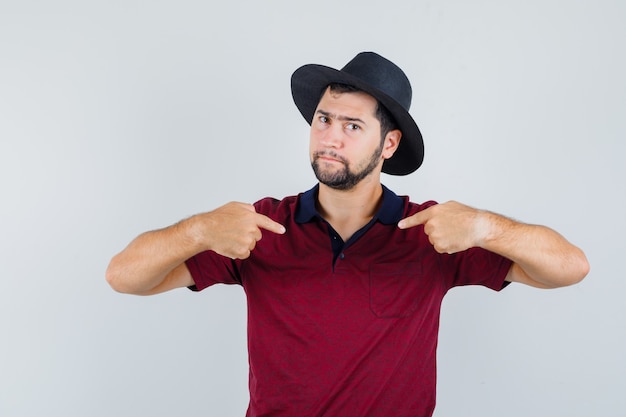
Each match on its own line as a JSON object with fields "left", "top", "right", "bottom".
{"left": 316, "top": 177, "right": 384, "bottom": 241}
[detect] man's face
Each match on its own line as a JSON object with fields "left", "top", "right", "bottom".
{"left": 310, "top": 88, "right": 390, "bottom": 190}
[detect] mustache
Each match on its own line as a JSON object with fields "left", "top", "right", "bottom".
{"left": 312, "top": 151, "right": 348, "bottom": 165}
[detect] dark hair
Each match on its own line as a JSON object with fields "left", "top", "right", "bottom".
{"left": 324, "top": 83, "right": 399, "bottom": 139}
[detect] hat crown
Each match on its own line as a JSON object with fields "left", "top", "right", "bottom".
{"left": 340, "top": 52, "right": 412, "bottom": 111}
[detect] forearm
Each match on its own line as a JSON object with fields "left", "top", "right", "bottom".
{"left": 106, "top": 201, "right": 286, "bottom": 295}
{"left": 106, "top": 217, "right": 204, "bottom": 295}
{"left": 477, "top": 211, "right": 589, "bottom": 288}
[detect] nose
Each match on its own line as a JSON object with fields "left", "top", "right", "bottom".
{"left": 319, "top": 124, "right": 344, "bottom": 149}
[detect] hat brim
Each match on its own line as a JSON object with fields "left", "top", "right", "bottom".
{"left": 291, "top": 64, "right": 424, "bottom": 175}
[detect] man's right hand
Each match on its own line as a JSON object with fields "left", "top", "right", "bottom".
{"left": 198, "top": 202, "right": 286, "bottom": 259}
{"left": 106, "top": 202, "right": 285, "bottom": 295}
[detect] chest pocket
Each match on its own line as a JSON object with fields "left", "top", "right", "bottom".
{"left": 369, "top": 262, "right": 428, "bottom": 318}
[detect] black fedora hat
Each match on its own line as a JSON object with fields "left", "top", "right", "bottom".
{"left": 291, "top": 52, "right": 424, "bottom": 175}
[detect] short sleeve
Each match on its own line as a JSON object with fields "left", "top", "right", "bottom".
{"left": 447, "top": 247, "right": 513, "bottom": 291}
{"left": 185, "top": 250, "right": 242, "bottom": 291}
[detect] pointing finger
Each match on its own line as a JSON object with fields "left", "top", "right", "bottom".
{"left": 255, "top": 213, "right": 286, "bottom": 235}
{"left": 398, "top": 207, "right": 432, "bottom": 229}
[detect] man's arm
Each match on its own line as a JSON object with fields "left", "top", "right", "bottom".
{"left": 397, "top": 201, "right": 589, "bottom": 289}
{"left": 105, "top": 202, "right": 286, "bottom": 295}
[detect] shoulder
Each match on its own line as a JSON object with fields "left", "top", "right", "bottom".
{"left": 404, "top": 198, "right": 439, "bottom": 216}
{"left": 380, "top": 185, "right": 439, "bottom": 220}
{"left": 253, "top": 194, "right": 300, "bottom": 220}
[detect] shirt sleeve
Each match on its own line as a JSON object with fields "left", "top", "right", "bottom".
{"left": 404, "top": 199, "right": 512, "bottom": 292}
{"left": 185, "top": 250, "right": 242, "bottom": 291}
{"left": 447, "top": 247, "right": 513, "bottom": 291}
{"left": 184, "top": 196, "right": 288, "bottom": 292}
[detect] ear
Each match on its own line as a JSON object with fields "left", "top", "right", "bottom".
{"left": 382, "top": 129, "right": 402, "bottom": 160}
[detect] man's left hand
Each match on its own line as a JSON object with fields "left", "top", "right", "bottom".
{"left": 397, "top": 201, "right": 487, "bottom": 254}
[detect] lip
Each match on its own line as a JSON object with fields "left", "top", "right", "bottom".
{"left": 315, "top": 152, "right": 345, "bottom": 164}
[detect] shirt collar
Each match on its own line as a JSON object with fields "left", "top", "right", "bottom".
{"left": 295, "top": 184, "right": 404, "bottom": 225}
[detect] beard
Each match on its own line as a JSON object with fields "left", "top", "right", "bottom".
{"left": 311, "top": 140, "right": 384, "bottom": 191}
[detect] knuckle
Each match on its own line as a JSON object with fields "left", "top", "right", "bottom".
{"left": 234, "top": 248, "right": 251, "bottom": 259}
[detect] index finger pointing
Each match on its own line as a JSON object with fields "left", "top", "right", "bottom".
{"left": 397, "top": 208, "right": 431, "bottom": 230}
{"left": 255, "top": 213, "right": 286, "bottom": 235}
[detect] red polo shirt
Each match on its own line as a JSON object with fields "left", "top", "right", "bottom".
{"left": 186, "top": 185, "right": 512, "bottom": 417}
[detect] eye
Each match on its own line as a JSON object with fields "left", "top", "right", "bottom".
{"left": 318, "top": 115, "right": 329, "bottom": 124}
{"left": 346, "top": 123, "right": 360, "bottom": 131}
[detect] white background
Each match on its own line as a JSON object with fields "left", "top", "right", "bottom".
{"left": 1, "top": 1, "right": 624, "bottom": 416}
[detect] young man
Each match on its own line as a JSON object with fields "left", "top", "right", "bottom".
{"left": 106, "top": 52, "right": 589, "bottom": 417}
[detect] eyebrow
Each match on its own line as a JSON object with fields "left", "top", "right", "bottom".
{"left": 315, "top": 109, "right": 367, "bottom": 126}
